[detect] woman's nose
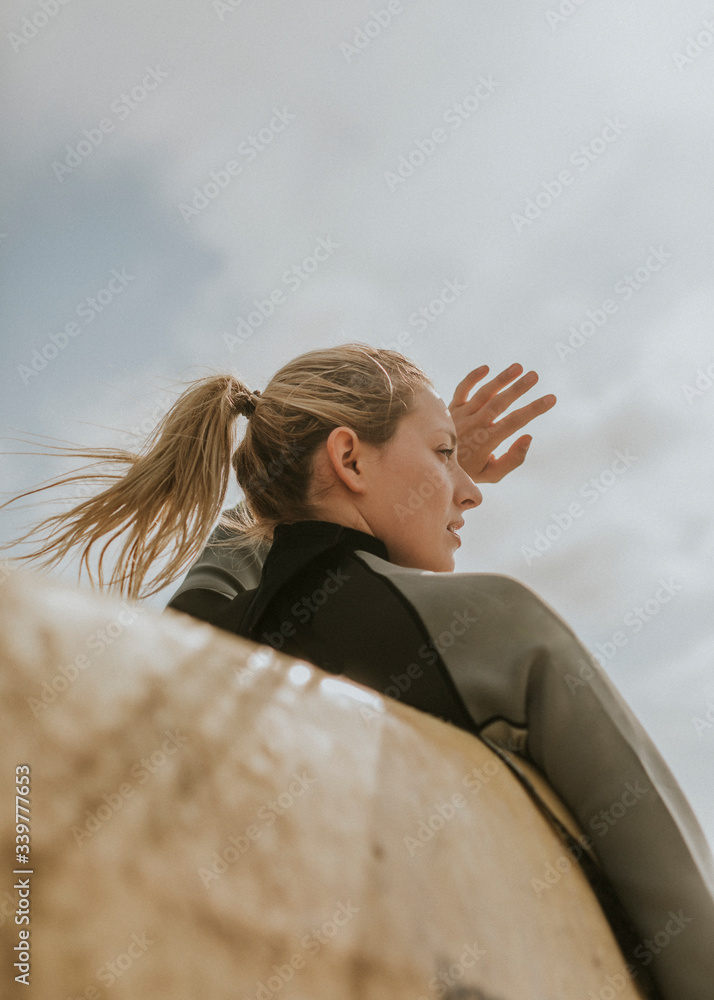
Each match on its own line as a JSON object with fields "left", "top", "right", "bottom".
{"left": 466, "top": 486, "right": 483, "bottom": 509}
{"left": 457, "top": 471, "right": 483, "bottom": 509}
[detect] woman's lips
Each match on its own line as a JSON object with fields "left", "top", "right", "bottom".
{"left": 447, "top": 526, "right": 461, "bottom": 546}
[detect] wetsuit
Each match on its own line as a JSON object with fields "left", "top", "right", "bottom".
{"left": 166, "top": 514, "right": 714, "bottom": 1000}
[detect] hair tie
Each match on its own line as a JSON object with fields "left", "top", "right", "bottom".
{"left": 244, "top": 389, "right": 261, "bottom": 417}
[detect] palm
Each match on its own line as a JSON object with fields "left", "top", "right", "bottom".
{"left": 447, "top": 364, "right": 557, "bottom": 484}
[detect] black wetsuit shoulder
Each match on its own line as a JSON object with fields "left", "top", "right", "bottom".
{"left": 204, "top": 520, "right": 479, "bottom": 735}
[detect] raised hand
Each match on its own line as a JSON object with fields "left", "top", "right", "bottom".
{"left": 447, "top": 363, "right": 557, "bottom": 484}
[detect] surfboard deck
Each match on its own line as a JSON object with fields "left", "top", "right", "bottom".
{"left": 0, "top": 569, "right": 649, "bottom": 999}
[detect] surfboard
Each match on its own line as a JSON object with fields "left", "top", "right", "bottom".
{"left": 0, "top": 569, "right": 650, "bottom": 999}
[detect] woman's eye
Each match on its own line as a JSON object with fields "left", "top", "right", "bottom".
{"left": 439, "top": 448, "right": 456, "bottom": 459}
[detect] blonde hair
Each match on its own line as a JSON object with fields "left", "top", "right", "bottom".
{"left": 2, "top": 343, "right": 433, "bottom": 599}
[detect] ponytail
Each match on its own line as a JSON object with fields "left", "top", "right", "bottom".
{"left": 1, "top": 374, "right": 256, "bottom": 600}
{"left": 3, "top": 342, "right": 433, "bottom": 600}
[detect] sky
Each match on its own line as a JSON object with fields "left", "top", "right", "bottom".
{"left": 2, "top": 0, "right": 714, "bottom": 841}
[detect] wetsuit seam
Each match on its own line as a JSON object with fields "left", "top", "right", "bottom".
{"left": 350, "top": 551, "right": 482, "bottom": 737}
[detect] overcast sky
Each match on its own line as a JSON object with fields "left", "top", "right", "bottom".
{"left": 2, "top": 0, "right": 714, "bottom": 840}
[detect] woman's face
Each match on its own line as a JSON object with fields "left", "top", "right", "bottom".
{"left": 321, "top": 385, "right": 483, "bottom": 572}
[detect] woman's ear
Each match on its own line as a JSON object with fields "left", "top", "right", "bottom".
{"left": 323, "top": 426, "right": 370, "bottom": 495}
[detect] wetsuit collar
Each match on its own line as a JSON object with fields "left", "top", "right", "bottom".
{"left": 242, "top": 519, "right": 390, "bottom": 631}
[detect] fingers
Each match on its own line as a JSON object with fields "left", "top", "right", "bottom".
{"left": 487, "top": 393, "right": 557, "bottom": 445}
{"left": 464, "top": 392, "right": 555, "bottom": 461}
{"left": 477, "top": 436, "right": 531, "bottom": 483}
{"left": 462, "top": 362, "right": 529, "bottom": 412}
{"left": 451, "top": 363, "right": 553, "bottom": 418}
{"left": 470, "top": 366, "right": 538, "bottom": 420}
{"left": 448, "top": 365, "right": 491, "bottom": 406}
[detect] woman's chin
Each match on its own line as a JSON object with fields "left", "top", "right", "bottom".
{"left": 429, "top": 553, "right": 456, "bottom": 573}
{"left": 390, "top": 543, "right": 455, "bottom": 573}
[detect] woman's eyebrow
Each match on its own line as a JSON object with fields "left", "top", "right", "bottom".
{"left": 434, "top": 427, "right": 457, "bottom": 447}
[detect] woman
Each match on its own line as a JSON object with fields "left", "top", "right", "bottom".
{"left": 6, "top": 343, "right": 714, "bottom": 999}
